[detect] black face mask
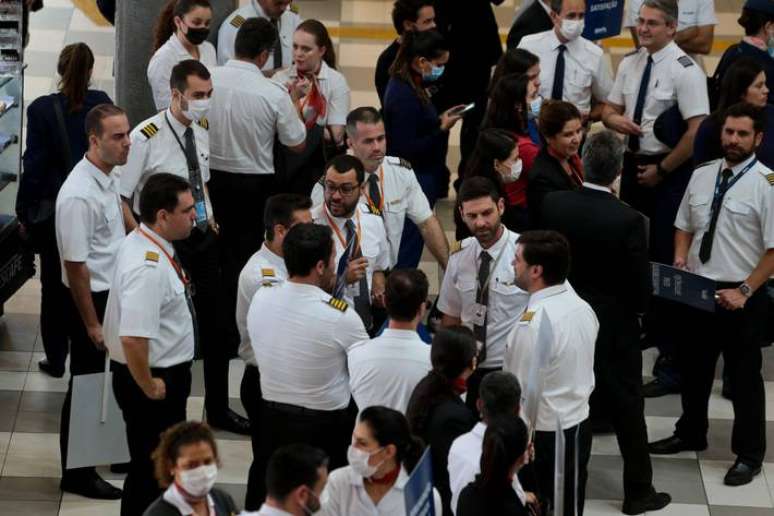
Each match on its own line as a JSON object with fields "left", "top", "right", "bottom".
{"left": 184, "top": 26, "right": 210, "bottom": 45}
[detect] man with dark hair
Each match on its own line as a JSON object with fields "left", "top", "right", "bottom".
{"left": 504, "top": 229, "right": 598, "bottom": 516}
{"left": 438, "top": 177, "right": 529, "bottom": 411}
{"left": 540, "top": 130, "right": 670, "bottom": 514}
{"left": 312, "top": 154, "right": 391, "bottom": 331}
{"left": 54, "top": 102, "right": 129, "bottom": 500}
{"left": 649, "top": 102, "right": 774, "bottom": 487}
{"left": 448, "top": 371, "right": 530, "bottom": 513}
{"left": 237, "top": 194, "right": 312, "bottom": 500}
{"left": 348, "top": 268, "right": 431, "bottom": 413}
{"left": 257, "top": 444, "right": 329, "bottom": 516}
{"left": 208, "top": 17, "right": 307, "bottom": 368}
{"left": 117, "top": 59, "right": 249, "bottom": 434}
{"left": 374, "top": 0, "right": 436, "bottom": 104}
{"left": 217, "top": 0, "right": 301, "bottom": 70}
{"left": 244, "top": 223, "right": 368, "bottom": 509}
{"left": 312, "top": 106, "right": 449, "bottom": 269}
{"left": 103, "top": 173, "right": 198, "bottom": 516}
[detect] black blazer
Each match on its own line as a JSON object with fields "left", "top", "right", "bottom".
{"left": 457, "top": 482, "right": 529, "bottom": 516}
{"left": 540, "top": 186, "right": 651, "bottom": 318}
{"left": 527, "top": 148, "right": 581, "bottom": 228}
{"left": 421, "top": 397, "right": 477, "bottom": 516}
{"left": 506, "top": 0, "right": 553, "bottom": 49}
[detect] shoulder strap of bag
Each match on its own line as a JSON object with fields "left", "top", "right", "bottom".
{"left": 51, "top": 94, "right": 74, "bottom": 173}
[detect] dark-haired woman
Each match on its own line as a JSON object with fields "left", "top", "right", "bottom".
{"left": 490, "top": 48, "right": 541, "bottom": 98}
{"left": 406, "top": 327, "right": 478, "bottom": 516}
{"left": 274, "top": 20, "right": 351, "bottom": 194}
{"left": 148, "top": 0, "right": 216, "bottom": 110}
{"left": 383, "top": 29, "right": 464, "bottom": 267}
{"left": 695, "top": 57, "right": 774, "bottom": 167}
{"left": 320, "top": 406, "right": 442, "bottom": 515}
{"left": 17, "top": 42, "right": 112, "bottom": 381}
{"left": 144, "top": 421, "right": 237, "bottom": 516}
{"left": 456, "top": 415, "right": 530, "bottom": 516}
{"left": 527, "top": 100, "right": 584, "bottom": 228}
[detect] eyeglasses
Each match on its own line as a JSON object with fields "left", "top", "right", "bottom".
{"left": 324, "top": 182, "right": 360, "bottom": 195}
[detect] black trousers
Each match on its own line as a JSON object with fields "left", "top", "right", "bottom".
{"left": 208, "top": 170, "right": 276, "bottom": 351}
{"left": 36, "top": 219, "right": 69, "bottom": 371}
{"left": 589, "top": 308, "right": 653, "bottom": 500}
{"left": 60, "top": 289, "right": 108, "bottom": 479}
{"left": 113, "top": 361, "right": 192, "bottom": 516}
{"left": 530, "top": 419, "right": 592, "bottom": 516}
{"left": 674, "top": 284, "right": 769, "bottom": 467}
{"left": 244, "top": 400, "right": 355, "bottom": 510}
{"left": 464, "top": 366, "right": 500, "bottom": 413}
{"left": 173, "top": 226, "right": 228, "bottom": 417}
{"left": 240, "top": 364, "right": 262, "bottom": 459}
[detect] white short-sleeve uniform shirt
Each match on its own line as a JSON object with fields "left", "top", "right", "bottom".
{"left": 147, "top": 34, "right": 217, "bottom": 110}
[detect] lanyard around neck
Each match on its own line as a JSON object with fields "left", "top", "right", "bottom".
{"left": 324, "top": 205, "right": 361, "bottom": 254}
{"left": 137, "top": 227, "right": 189, "bottom": 285}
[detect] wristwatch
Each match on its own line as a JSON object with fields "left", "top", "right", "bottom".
{"left": 656, "top": 164, "right": 669, "bottom": 178}
{"left": 738, "top": 282, "right": 753, "bottom": 298}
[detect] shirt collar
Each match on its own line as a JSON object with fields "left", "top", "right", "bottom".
{"left": 724, "top": 153, "right": 757, "bottom": 177}
{"left": 582, "top": 182, "right": 612, "bottom": 193}
{"left": 286, "top": 60, "right": 331, "bottom": 81}
{"left": 529, "top": 283, "right": 568, "bottom": 305}
{"left": 162, "top": 484, "right": 214, "bottom": 515}
{"left": 548, "top": 29, "right": 578, "bottom": 52}
{"left": 165, "top": 108, "right": 191, "bottom": 135}
{"left": 226, "top": 59, "right": 265, "bottom": 76}
{"left": 349, "top": 465, "right": 411, "bottom": 490}
{"left": 380, "top": 328, "right": 422, "bottom": 340}
{"left": 81, "top": 155, "right": 114, "bottom": 190}
{"left": 139, "top": 223, "right": 176, "bottom": 256}
{"left": 475, "top": 226, "right": 510, "bottom": 257}
{"left": 324, "top": 203, "right": 356, "bottom": 230}
{"left": 169, "top": 34, "right": 196, "bottom": 58}
{"left": 285, "top": 280, "right": 326, "bottom": 296}
{"left": 256, "top": 504, "right": 295, "bottom": 516}
{"left": 649, "top": 41, "right": 676, "bottom": 64}
{"left": 258, "top": 243, "right": 288, "bottom": 272}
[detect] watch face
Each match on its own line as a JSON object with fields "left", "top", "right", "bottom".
{"left": 740, "top": 284, "right": 752, "bottom": 297}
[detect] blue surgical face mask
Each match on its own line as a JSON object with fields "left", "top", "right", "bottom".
{"left": 768, "top": 35, "right": 774, "bottom": 58}
{"left": 529, "top": 95, "right": 543, "bottom": 119}
{"left": 424, "top": 64, "right": 445, "bottom": 82}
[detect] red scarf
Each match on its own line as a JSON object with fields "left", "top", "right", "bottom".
{"left": 367, "top": 464, "right": 401, "bottom": 485}
{"left": 298, "top": 73, "right": 327, "bottom": 129}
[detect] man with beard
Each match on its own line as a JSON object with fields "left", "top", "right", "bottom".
{"left": 503, "top": 230, "right": 598, "bottom": 516}
{"left": 311, "top": 154, "right": 391, "bottom": 331}
{"left": 649, "top": 102, "right": 774, "bottom": 486}
{"left": 244, "top": 223, "right": 369, "bottom": 509}
{"left": 437, "top": 177, "right": 529, "bottom": 411}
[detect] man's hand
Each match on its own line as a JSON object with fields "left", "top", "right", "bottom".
{"left": 144, "top": 378, "right": 166, "bottom": 400}
{"left": 605, "top": 113, "right": 642, "bottom": 136}
{"left": 673, "top": 256, "right": 689, "bottom": 270}
{"left": 287, "top": 76, "right": 311, "bottom": 103}
{"left": 371, "top": 272, "right": 386, "bottom": 308}
{"left": 208, "top": 218, "right": 220, "bottom": 235}
{"left": 345, "top": 257, "right": 369, "bottom": 284}
{"left": 87, "top": 324, "right": 105, "bottom": 350}
{"left": 716, "top": 288, "right": 748, "bottom": 311}
{"left": 637, "top": 164, "right": 662, "bottom": 187}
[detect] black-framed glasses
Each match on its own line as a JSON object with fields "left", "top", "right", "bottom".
{"left": 324, "top": 182, "right": 360, "bottom": 195}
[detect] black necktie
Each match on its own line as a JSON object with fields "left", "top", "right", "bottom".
{"left": 551, "top": 44, "right": 566, "bottom": 101}
{"left": 474, "top": 251, "right": 493, "bottom": 364}
{"left": 628, "top": 55, "right": 653, "bottom": 153}
{"left": 367, "top": 173, "right": 382, "bottom": 214}
{"left": 183, "top": 127, "right": 207, "bottom": 231}
{"left": 698, "top": 168, "right": 734, "bottom": 264}
{"left": 271, "top": 18, "right": 282, "bottom": 68}
{"left": 333, "top": 219, "right": 357, "bottom": 298}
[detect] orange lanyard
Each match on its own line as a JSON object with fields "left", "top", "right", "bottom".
{"left": 137, "top": 227, "right": 190, "bottom": 285}
{"left": 364, "top": 166, "right": 385, "bottom": 212}
{"left": 324, "top": 205, "right": 361, "bottom": 255}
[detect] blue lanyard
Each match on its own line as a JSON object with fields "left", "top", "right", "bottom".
{"left": 710, "top": 157, "right": 757, "bottom": 210}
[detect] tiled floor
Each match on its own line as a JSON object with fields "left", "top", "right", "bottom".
{"left": 1, "top": 0, "right": 765, "bottom": 514}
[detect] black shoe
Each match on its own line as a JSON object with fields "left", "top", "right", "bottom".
{"left": 641, "top": 378, "right": 678, "bottom": 398}
{"left": 109, "top": 462, "right": 130, "bottom": 474}
{"left": 648, "top": 435, "right": 706, "bottom": 455}
{"left": 60, "top": 474, "right": 122, "bottom": 500}
{"left": 38, "top": 359, "right": 65, "bottom": 378}
{"left": 622, "top": 491, "right": 671, "bottom": 514}
{"left": 724, "top": 460, "right": 761, "bottom": 486}
{"left": 208, "top": 408, "right": 251, "bottom": 435}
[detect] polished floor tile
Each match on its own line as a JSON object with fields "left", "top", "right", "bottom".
{"left": 0, "top": 476, "right": 61, "bottom": 501}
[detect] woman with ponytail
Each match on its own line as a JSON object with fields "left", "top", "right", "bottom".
{"left": 148, "top": 0, "right": 216, "bottom": 110}
{"left": 320, "top": 406, "right": 442, "bottom": 515}
{"left": 405, "top": 327, "right": 478, "bottom": 516}
{"left": 457, "top": 414, "right": 530, "bottom": 515}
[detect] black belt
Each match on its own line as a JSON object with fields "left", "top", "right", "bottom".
{"left": 111, "top": 360, "right": 191, "bottom": 375}
{"left": 263, "top": 400, "right": 348, "bottom": 417}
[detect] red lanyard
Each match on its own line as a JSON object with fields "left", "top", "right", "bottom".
{"left": 364, "top": 167, "right": 385, "bottom": 212}
{"left": 137, "top": 227, "right": 189, "bottom": 285}
{"left": 324, "top": 205, "right": 361, "bottom": 255}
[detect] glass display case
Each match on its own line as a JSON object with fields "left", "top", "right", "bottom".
{"left": 0, "top": 0, "right": 34, "bottom": 315}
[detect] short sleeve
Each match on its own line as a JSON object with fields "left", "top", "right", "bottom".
{"left": 147, "top": 48, "right": 173, "bottom": 110}
{"left": 674, "top": 181, "right": 695, "bottom": 232}
{"left": 325, "top": 73, "right": 351, "bottom": 126}
{"left": 437, "top": 261, "right": 462, "bottom": 318}
{"left": 216, "top": 22, "right": 236, "bottom": 65}
{"left": 276, "top": 92, "right": 307, "bottom": 147}
{"left": 761, "top": 180, "right": 774, "bottom": 249}
{"left": 607, "top": 61, "right": 627, "bottom": 108}
{"left": 405, "top": 172, "right": 433, "bottom": 225}
{"left": 375, "top": 219, "right": 392, "bottom": 270}
{"left": 695, "top": 0, "right": 718, "bottom": 26}
{"left": 56, "top": 197, "right": 97, "bottom": 262}
{"left": 310, "top": 181, "right": 324, "bottom": 206}
{"left": 118, "top": 136, "right": 151, "bottom": 200}
{"left": 592, "top": 53, "right": 614, "bottom": 103}
{"left": 675, "top": 64, "right": 710, "bottom": 120}
{"left": 118, "top": 264, "right": 163, "bottom": 339}
{"left": 236, "top": 270, "right": 262, "bottom": 344}
{"left": 334, "top": 309, "right": 370, "bottom": 352}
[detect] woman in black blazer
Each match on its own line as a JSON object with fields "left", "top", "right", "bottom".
{"left": 16, "top": 43, "right": 112, "bottom": 378}
{"left": 526, "top": 100, "right": 584, "bottom": 228}
{"left": 457, "top": 414, "right": 530, "bottom": 516}
{"left": 406, "top": 327, "right": 478, "bottom": 516}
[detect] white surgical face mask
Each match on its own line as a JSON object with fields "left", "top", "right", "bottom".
{"left": 182, "top": 97, "right": 210, "bottom": 122}
{"left": 178, "top": 464, "right": 218, "bottom": 498}
{"left": 505, "top": 158, "right": 523, "bottom": 182}
{"left": 347, "top": 445, "right": 383, "bottom": 478}
{"left": 559, "top": 19, "right": 585, "bottom": 41}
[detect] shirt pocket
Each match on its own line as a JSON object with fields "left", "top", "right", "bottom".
{"left": 724, "top": 198, "right": 754, "bottom": 220}
{"left": 688, "top": 194, "right": 712, "bottom": 229}
{"left": 651, "top": 87, "right": 674, "bottom": 113}
{"left": 491, "top": 275, "right": 528, "bottom": 318}
{"left": 567, "top": 69, "right": 593, "bottom": 106}
{"left": 384, "top": 197, "right": 406, "bottom": 214}
{"left": 456, "top": 278, "right": 478, "bottom": 323}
